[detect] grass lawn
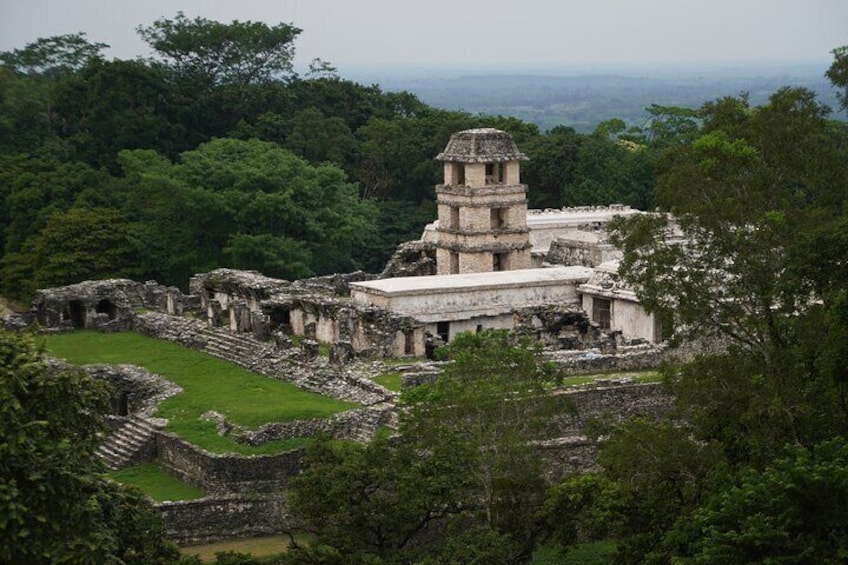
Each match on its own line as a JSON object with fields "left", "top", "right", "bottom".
{"left": 180, "top": 535, "right": 303, "bottom": 563}
{"left": 373, "top": 371, "right": 403, "bottom": 392}
{"left": 108, "top": 463, "right": 205, "bottom": 502}
{"left": 44, "top": 331, "right": 357, "bottom": 455}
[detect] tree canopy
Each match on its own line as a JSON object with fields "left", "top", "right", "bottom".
{"left": 572, "top": 60, "right": 848, "bottom": 563}
{"left": 287, "top": 330, "right": 571, "bottom": 563}
{"left": 137, "top": 12, "right": 301, "bottom": 87}
{"left": 0, "top": 14, "right": 698, "bottom": 301}
{"left": 0, "top": 330, "right": 177, "bottom": 564}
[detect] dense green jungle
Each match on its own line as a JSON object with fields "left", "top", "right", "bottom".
{"left": 2, "top": 14, "right": 848, "bottom": 565}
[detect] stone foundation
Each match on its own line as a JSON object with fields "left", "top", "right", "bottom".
{"left": 158, "top": 494, "right": 292, "bottom": 544}
{"left": 33, "top": 279, "right": 187, "bottom": 331}
{"left": 156, "top": 432, "right": 302, "bottom": 495}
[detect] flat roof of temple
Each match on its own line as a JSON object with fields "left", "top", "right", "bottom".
{"left": 350, "top": 266, "right": 593, "bottom": 297}
{"left": 526, "top": 206, "right": 642, "bottom": 226}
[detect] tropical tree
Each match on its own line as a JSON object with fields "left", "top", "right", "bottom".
{"left": 583, "top": 80, "right": 848, "bottom": 563}
{"left": 0, "top": 33, "right": 107, "bottom": 76}
{"left": 522, "top": 125, "right": 581, "bottom": 209}
{"left": 673, "top": 438, "right": 848, "bottom": 563}
{"left": 286, "top": 437, "right": 473, "bottom": 564}
{"left": 826, "top": 45, "right": 848, "bottom": 112}
{"left": 137, "top": 13, "right": 301, "bottom": 87}
{"left": 402, "top": 330, "right": 572, "bottom": 557}
{"left": 610, "top": 87, "right": 847, "bottom": 363}
{"left": 0, "top": 330, "right": 178, "bottom": 564}
{"left": 287, "top": 331, "right": 572, "bottom": 563}
{"left": 3, "top": 207, "right": 139, "bottom": 299}
{"left": 120, "top": 138, "right": 375, "bottom": 286}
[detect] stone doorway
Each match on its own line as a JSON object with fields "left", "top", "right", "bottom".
{"left": 96, "top": 298, "right": 117, "bottom": 320}
{"left": 68, "top": 300, "right": 86, "bottom": 328}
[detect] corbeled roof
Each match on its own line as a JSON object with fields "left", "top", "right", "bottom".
{"left": 435, "top": 128, "right": 529, "bottom": 163}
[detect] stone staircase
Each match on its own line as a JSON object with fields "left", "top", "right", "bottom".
{"left": 97, "top": 417, "right": 158, "bottom": 471}
{"left": 199, "top": 328, "right": 283, "bottom": 371}
{"left": 196, "top": 326, "right": 389, "bottom": 405}
{"left": 135, "top": 311, "right": 392, "bottom": 406}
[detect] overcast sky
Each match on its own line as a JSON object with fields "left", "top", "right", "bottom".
{"left": 1, "top": 0, "right": 845, "bottom": 73}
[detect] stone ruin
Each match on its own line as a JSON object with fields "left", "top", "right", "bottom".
{"left": 31, "top": 279, "right": 190, "bottom": 332}
{"left": 379, "top": 240, "right": 437, "bottom": 279}
{"left": 3, "top": 129, "right": 682, "bottom": 541}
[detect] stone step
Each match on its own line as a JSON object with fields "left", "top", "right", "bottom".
{"left": 96, "top": 417, "right": 157, "bottom": 471}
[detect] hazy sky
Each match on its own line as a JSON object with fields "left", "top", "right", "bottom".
{"left": 1, "top": 0, "right": 845, "bottom": 73}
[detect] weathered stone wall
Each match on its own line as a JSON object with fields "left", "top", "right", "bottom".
{"left": 535, "top": 436, "right": 599, "bottom": 479}
{"left": 379, "top": 240, "right": 437, "bottom": 279}
{"left": 513, "top": 305, "right": 603, "bottom": 349}
{"left": 553, "top": 382, "right": 673, "bottom": 436}
{"left": 158, "top": 494, "right": 292, "bottom": 544}
{"left": 232, "top": 405, "right": 395, "bottom": 446}
{"left": 546, "top": 238, "right": 621, "bottom": 268}
{"left": 290, "top": 271, "right": 376, "bottom": 296}
{"left": 544, "top": 344, "right": 666, "bottom": 374}
{"left": 156, "top": 432, "right": 302, "bottom": 494}
{"left": 33, "top": 279, "right": 186, "bottom": 331}
{"left": 79, "top": 363, "right": 182, "bottom": 418}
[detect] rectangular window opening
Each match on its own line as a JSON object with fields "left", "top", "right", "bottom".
{"left": 592, "top": 298, "right": 612, "bottom": 330}
{"left": 436, "top": 321, "right": 450, "bottom": 343}
{"left": 450, "top": 206, "right": 460, "bottom": 229}
{"left": 404, "top": 329, "right": 415, "bottom": 355}
{"left": 490, "top": 207, "right": 507, "bottom": 229}
{"left": 493, "top": 253, "right": 508, "bottom": 271}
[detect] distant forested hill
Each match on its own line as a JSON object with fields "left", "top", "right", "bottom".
{"left": 358, "top": 63, "right": 843, "bottom": 132}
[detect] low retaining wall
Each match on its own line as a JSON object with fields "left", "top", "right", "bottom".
{"left": 554, "top": 382, "right": 673, "bottom": 435}
{"left": 547, "top": 345, "right": 666, "bottom": 375}
{"left": 536, "top": 436, "right": 599, "bottom": 479}
{"left": 158, "top": 494, "right": 292, "bottom": 544}
{"left": 236, "top": 405, "right": 394, "bottom": 446}
{"left": 156, "top": 432, "right": 302, "bottom": 494}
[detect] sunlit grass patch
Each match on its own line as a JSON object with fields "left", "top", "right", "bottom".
{"left": 45, "top": 331, "right": 356, "bottom": 455}
{"left": 107, "top": 463, "right": 205, "bottom": 502}
{"left": 374, "top": 371, "right": 403, "bottom": 392}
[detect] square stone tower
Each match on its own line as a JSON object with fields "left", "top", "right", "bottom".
{"left": 434, "top": 128, "right": 532, "bottom": 274}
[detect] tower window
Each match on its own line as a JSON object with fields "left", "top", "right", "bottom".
{"left": 491, "top": 207, "right": 507, "bottom": 229}
{"left": 485, "top": 163, "right": 503, "bottom": 184}
{"left": 450, "top": 206, "right": 460, "bottom": 229}
{"left": 450, "top": 252, "right": 459, "bottom": 274}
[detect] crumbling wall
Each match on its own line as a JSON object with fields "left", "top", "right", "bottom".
{"left": 233, "top": 405, "right": 395, "bottom": 446}
{"left": 158, "top": 494, "right": 292, "bottom": 544}
{"left": 190, "top": 269, "right": 376, "bottom": 339}
{"left": 290, "top": 271, "right": 377, "bottom": 296}
{"left": 33, "top": 279, "right": 186, "bottom": 330}
{"left": 513, "top": 305, "right": 602, "bottom": 349}
{"left": 545, "top": 344, "right": 666, "bottom": 374}
{"left": 79, "top": 363, "right": 182, "bottom": 418}
{"left": 156, "top": 432, "right": 302, "bottom": 494}
{"left": 546, "top": 237, "right": 621, "bottom": 268}
{"left": 379, "top": 240, "right": 438, "bottom": 279}
{"left": 553, "top": 382, "right": 672, "bottom": 436}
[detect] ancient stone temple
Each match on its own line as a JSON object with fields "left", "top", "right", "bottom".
{"left": 434, "top": 128, "right": 532, "bottom": 274}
